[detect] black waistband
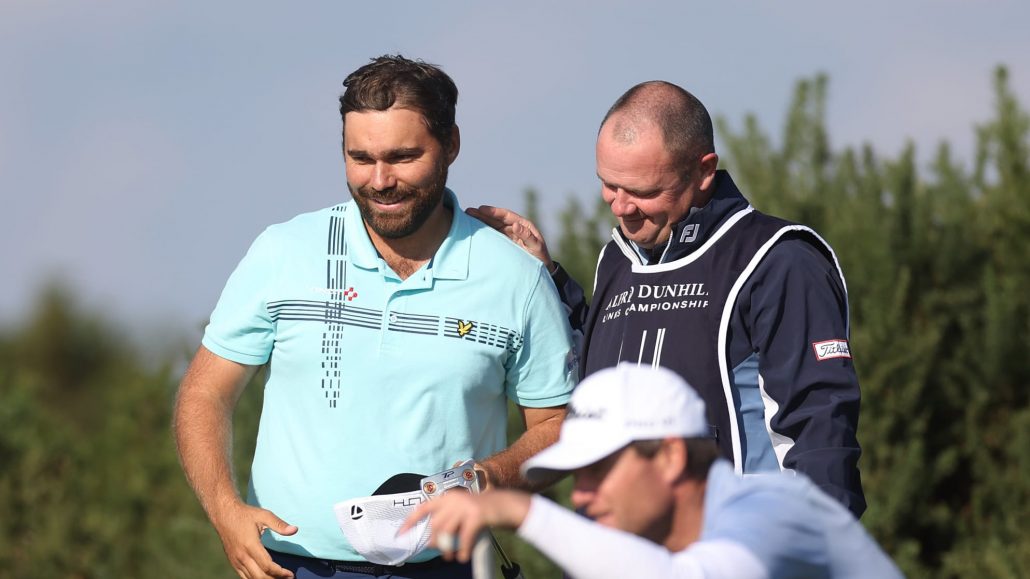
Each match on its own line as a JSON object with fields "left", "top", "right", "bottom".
{"left": 270, "top": 550, "right": 448, "bottom": 576}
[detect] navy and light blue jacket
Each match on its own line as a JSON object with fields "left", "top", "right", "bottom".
{"left": 556, "top": 170, "right": 865, "bottom": 518}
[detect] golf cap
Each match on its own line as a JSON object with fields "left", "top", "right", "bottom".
{"left": 521, "top": 363, "right": 709, "bottom": 483}
{"left": 334, "top": 473, "right": 433, "bottom": 566}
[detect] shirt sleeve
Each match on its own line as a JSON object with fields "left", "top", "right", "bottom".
{"left": 517, "top": 495, "right": 768, "bottom": 579}
{"left": 738, "top": 236, "right": 866, "bottom": 517}
{"left": 201, "top": 228, "right": 280, "bottom": 366}
{"left": 504, "top": 264, "right": 577, "bottom": 408}
{"left": 548, "top": 261, "right": 589, "bottom": 346}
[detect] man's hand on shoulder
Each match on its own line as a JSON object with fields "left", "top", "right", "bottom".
{"left": 466, "top": 205, "right": 555, "bottom": 273}
{"left": 211, "top": 500, "right": 298, "bottom": 579}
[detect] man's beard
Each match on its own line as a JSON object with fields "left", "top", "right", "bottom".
{"left": 349, "top": 165, "right": 448, "bottom": 240}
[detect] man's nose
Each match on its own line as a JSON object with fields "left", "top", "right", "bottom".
{"left": 370, "top": 162, "right": 396, "bottom": 191}
{"left": 570, "top": 476, "right": 598, "bottom": 511}
{"left": 608, "top": 189, "right": 638, "bottom": 217}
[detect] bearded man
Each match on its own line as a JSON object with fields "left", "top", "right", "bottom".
{"left": 173, "top": 55, "right": 576, "bottom": 579}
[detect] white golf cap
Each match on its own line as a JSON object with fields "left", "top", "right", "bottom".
{"left": 522, "top": 363, "right": 709, "bottom": 483}
{"left": 334, "top": 490, "right": 432, "bottom": 566}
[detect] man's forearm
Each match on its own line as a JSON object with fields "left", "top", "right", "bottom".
{"left": 174, "top": 389, "right": 242, "bottom": 521}
{"left": 517, "top": 496, "right": 758, "bottom": 579}
{"left": 173, "top": 348, "right": 255, "bottom": 523}
{"left": 479, "top": 408, "right": 565, "bottom": 491}
{"left": 784, "top": 427, "right": 865, "bottom": 518}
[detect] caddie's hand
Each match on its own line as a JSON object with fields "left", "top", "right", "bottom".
{"left": 211, "top": 501, "right": 298, "bottom": 579}
{"left": 465, "top": 205, "right": 555, "bottom": 272}
{"left": 399, "top": 490, "right": 531, "bottom": 563}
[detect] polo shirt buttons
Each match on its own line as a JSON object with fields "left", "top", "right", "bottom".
{"left": 389, "top": 312, "right": 399, "bottom": 324}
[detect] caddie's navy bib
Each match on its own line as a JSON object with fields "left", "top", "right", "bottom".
{"left": 581, "top": 207, "right": 823, "bottom": 463}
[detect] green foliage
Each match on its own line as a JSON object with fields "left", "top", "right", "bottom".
{"left": 0, "top": 285, "right": 260, "bottom": 577}
{"left": 2, "top": 66, "right": 1027, "bottom": 578}
{"left": 717, "top": 65, "right": 1030, "bottom": 577}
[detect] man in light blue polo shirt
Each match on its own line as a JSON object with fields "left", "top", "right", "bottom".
{"left": 173, "top": 55, "right": 576, "bottom": 579}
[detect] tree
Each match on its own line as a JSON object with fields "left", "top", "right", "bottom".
{"left": 719, "top": 66, "right": 1030, "bottom": 577}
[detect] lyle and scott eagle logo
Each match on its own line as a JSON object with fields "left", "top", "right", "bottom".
{"left": 456, "top": 320, "right": 474, "bottom": 337}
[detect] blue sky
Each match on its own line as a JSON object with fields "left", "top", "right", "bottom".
{"left": 2, "top": 0, "right": 1027, "bottom": 343}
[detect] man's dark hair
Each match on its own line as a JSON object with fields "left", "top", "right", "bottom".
{"left": 600, "top": 81, "right": 715, "bottom": 168}
{"left": 339, "top": 54, "right": 459, "bottom": 149}
{"left": 630, "top": 437, "right": 720, "bottom": 481}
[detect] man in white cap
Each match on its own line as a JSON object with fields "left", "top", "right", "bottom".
{"left": 402, "top": 364, "right": 903, "bottom": 578}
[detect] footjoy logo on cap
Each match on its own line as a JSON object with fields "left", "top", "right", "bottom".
{"left": 812, "top": 339, "right": 851, "bottom": 361}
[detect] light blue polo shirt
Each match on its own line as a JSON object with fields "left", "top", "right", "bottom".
{"left": 202, "top": 190, "right": 577, "bottom": 561}
{"left": 702, "top": 461, "right": 904, "bottom": 578}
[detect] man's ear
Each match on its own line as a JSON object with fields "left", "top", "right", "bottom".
{"left": 656, "top": 437, "right": 688, "bottom": 484}
{"left": 445, "top": 125, "right": 460, "bottom": 165}
{"left": 697, "top": 152, "right": 719, "bottom": 192}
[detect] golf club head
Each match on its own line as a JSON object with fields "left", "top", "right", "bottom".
{"left": 420, "top": 459, "right": 480, "bottom": 499}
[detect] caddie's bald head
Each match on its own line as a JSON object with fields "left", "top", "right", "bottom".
{"left": 599, "top": 81, "right": 715, "bottom": 167}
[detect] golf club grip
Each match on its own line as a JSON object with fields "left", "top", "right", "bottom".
{"left": 471, "top": 532, "right": 495, "bottom": 579}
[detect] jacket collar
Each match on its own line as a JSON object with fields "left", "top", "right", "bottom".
{"left": 617, "top": 170, "right": 750, "bottom": 264}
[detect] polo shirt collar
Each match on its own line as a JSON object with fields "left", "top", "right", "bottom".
{"left": 344, "top": 188, "right": 471, "bottom": 281}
